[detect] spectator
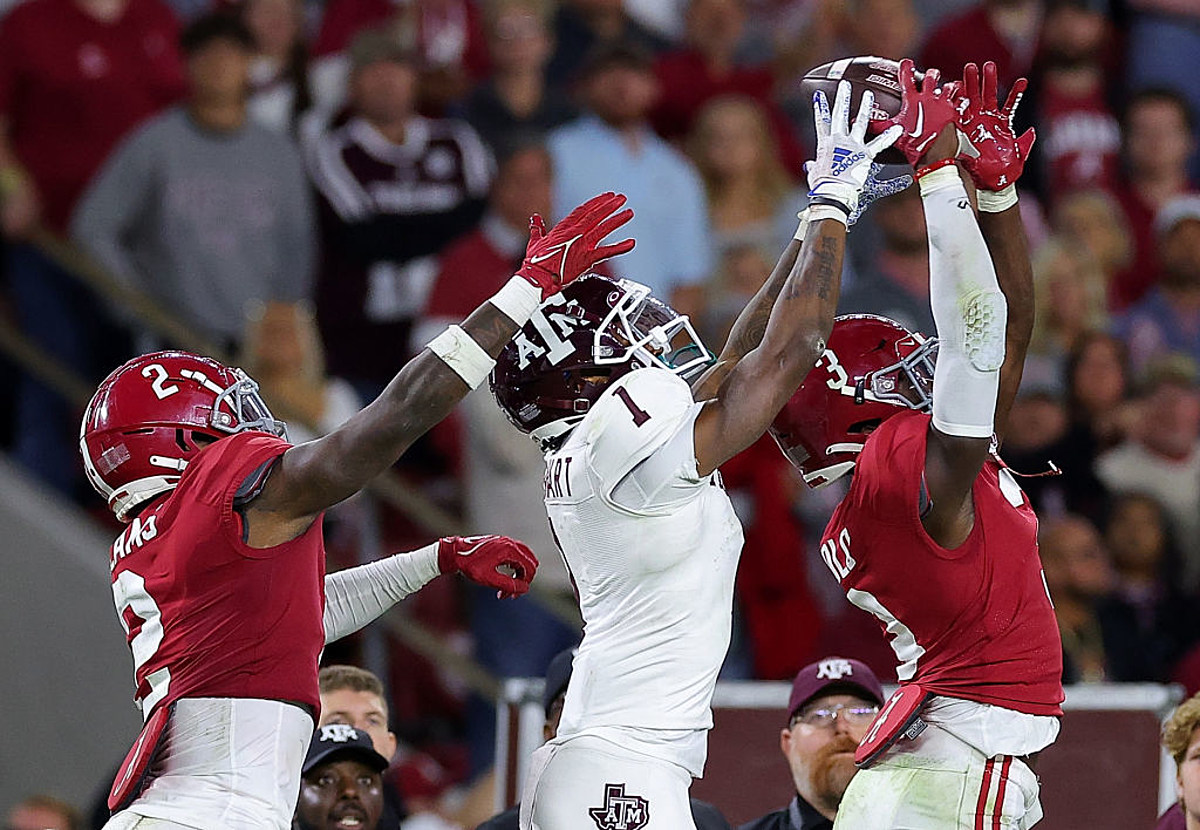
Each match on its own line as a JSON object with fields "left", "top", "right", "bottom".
{"left": 1027, "top": 237, "right": 1108, "bottom": 377}
{"left": 476, "top": 648, "right": 733, "bottom": 830}
{"left": 1038, "top": 514, "right": 1116, "bottom": 682}
{"left": 1099, "top": 492, "right": 1199, "bottom": 681}
{"left": 1065, "top": 331, "right": 1135, "bottom": 452}
{"left": 918, "top": 0, "right": 1041, "bottom": 93}
{"left": 739, "top": 657, "right": 884, "bottom": 830}
{"left": 1095, "top": 355, "right": 1200, "bottom": 591}
{"left": 548, "top": 40, "right": 713, "bottom": 315}
{"left": 71, "top": 12, "right": 315, "bottom": 353}
{"left": 687, "top": 95, "right": 805, "bottom": 259}
{"left": 651, "top": 0, "right": 804, "bottom": 176}
{"left": 309, "top": 26, "right": 492, "bottom": 393}
{"left": 242, "top": 0, "right": 345, "bottom": 138}
{"left": 839, "top": 184, "right": 935, "bottom": 336}
{"left": 0, "top": 0, "right": 184, "bottom": 494}
{"left": 840, "top": 0, "right": 921, "bottom": 62}
{"left": 701, "top": 243, "right": 775, "bottom": 346}
{"left": 545, "top": 0, "right": 668, "bottom": 90}
{"left": 1050, "top": 189, "right": 1132, "bottom": 309}
{"left": 418, "top": 141, "right": 580, "bottom": 773}
{"left": 461, "top": 0, "right": 575, "bottom": 152}
{"left": 1021, "top": 0, "right": 1121, "bottom": 204}
{"left": 1112, "top": 88, "right": 1196, "bottom": 309}
{"left": 295, "top": 724, "right": 391, "bottom": 830}
{"left": 5, "top": 795, "right": 78, "bottom": 830}
{"left": 1126, "top": 0, "right": 1200, "bottom": 180}
{"left": 1156, "top": 691, "right": 1200, "bottom": 830}
{"left": 239, "top": 300, "right": 362, "bottom": 445}
{"left": 1116, "top": 196, "right": 1200, "bottom": 372}
{"left": 993, "top": 367, "right": 1071, "bottom": 516}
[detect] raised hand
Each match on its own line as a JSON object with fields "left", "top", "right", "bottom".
{"left": 877, "top": 58, "right": 960, "bottom": 167}
{"left": 438, "top": 535, "right": 539, "bottom": 599}
{"left": 849, "top": 162, "right": 914, "bottom": 225}
{"left": 516, "top": 192, "right": 635, "bottom": 299}
{"left": 806, "top": 81, "right": 903, "bottom": 219}
{"left": 951, "top": 61, "right": 1036, "bottom": 191}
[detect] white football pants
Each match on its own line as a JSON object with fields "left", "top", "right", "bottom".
{"left": 833, "top": 724, "right": 1042, "bottom": 829}
{"left": 519, "top": 734, "right": 696, "bottom": 830}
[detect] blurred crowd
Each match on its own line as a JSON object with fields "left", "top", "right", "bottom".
{"left": 2, "top": 0, "right": 1200, "bottom": 820}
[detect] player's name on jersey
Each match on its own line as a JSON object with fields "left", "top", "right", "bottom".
{"left": 544, "top": 455, "right": 575, "bottom": 500}
{"left": 110, "top": 514, "right": 159, "bottom": 571}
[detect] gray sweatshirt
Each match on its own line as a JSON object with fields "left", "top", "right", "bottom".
{"left": 72, "top": 107, "right": 316, "bottom": 343}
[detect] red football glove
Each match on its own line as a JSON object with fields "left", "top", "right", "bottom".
{"left": 951, "top": 61, "right": 1036, "bottom": 191}
{"left": 875, "top": 58, "right": 959, "bottom": 167}
{"left": 516, "top": 191, "right": 635, "bottom": 299}
{"left": 437, "top": 535, "right": 538, "bottom": 599}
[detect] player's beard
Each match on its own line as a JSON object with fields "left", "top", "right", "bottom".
{"left": 809, "top": 734, "right": 860, "bottom": 810}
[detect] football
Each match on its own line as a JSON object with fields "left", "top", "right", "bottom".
{"left": 799, "top": 56, "right": 924, "bottom": 165}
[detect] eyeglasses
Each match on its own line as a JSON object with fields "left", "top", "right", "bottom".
{"left": 789, "top": 703, "right": 880, "bottom": 730}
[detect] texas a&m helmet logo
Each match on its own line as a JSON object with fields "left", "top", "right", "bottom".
{"left": 588, "top": 783, "right": 649, "bottom": 830}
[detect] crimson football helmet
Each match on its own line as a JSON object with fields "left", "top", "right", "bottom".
{"left": 490, "top": 274, "right": 712, "bottom": 446}
{"left": 770, "top": 314, "right": 938, "bottom": 488}
{"left": 80, "top": 351, "right": 287, "bottom": 521}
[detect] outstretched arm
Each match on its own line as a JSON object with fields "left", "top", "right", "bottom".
{"left": 691, "top": 82, "right": 902, "bottom": 477}
{"left": 244, "top": 193, "right": 635, "bottom": 546}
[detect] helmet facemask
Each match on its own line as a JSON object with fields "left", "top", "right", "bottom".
{"left": 592, "top": 281, "right": 713, "bottom": 381}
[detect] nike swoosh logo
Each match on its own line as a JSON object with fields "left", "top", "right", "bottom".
{"left": 456, "top": 536, "right": 491, "bottom": 557}
{"left": 529, "top": 235, "right": 581, "bottom": 265}
{"left": 907, "top": 103, "right": 925, "bottom": 138}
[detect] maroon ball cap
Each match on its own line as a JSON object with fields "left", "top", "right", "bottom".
{"left": 787, "top": 657, "right": 885, "bottom": 721}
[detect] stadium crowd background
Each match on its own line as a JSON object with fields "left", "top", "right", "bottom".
{"left": 1, "top": 0, "right": 1199, "bottom": 824}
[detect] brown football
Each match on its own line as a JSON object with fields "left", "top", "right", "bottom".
{"left": 799, "top": 56, "right": 923, "bottom": 165}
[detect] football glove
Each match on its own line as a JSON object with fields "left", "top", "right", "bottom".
{"left": 951, "top": 61, "right": 1036, "bottom": 192}
{"left": 806, "top": 81, "right": 904, "bottom": 219}
{"left": 876, "top": 58, "right": 959, "bottom": 167}
{"left": 850, "top": 162, "right": 914, "bottom": 225}
{"left": 438, "top": 535, "right": 539, "bottom": 599}
{"left": 516, "top": 192, "right": 635, "bottom": 299}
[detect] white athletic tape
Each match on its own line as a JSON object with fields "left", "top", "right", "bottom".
{"left": 490, "top": 275, "right": 542, "bottom": 325}
{"left": 976, "top": 184, "right": 1018, "bottom": 213}
{"left": 427, "top": 325, "right": 495, "bottom": 389}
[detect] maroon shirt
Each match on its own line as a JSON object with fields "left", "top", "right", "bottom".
{"left": 108, "top": 432, "right": 326, "bottom": 719}
{"left": 919, "top": 6, "right": 1033, "bottom": 95}
{"left": 0, "top": 0, "right": 184, "bottom": 231}
{"left": 822, "top": 411, "right": 1064, "bottom": 715}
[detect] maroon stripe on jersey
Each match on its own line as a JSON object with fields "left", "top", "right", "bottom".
{"left": 974, "top": 758, "right": 996, "bottom": 830}
{"left": 992, "top": 756, "right": 1013, "bottom": 830}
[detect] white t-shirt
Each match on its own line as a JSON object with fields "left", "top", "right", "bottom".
{"left": 544, "top": 368, "right": 744, "bottom": 777}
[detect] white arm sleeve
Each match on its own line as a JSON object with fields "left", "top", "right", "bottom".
{"left": 920, "top": 166, "right": 1008, "bottom": 439}
{"left": 323, "top": 542, "right": 441, "bottom": 644}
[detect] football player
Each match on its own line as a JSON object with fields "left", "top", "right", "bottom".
{"left": 490, "top": 82, "right": 905, "bottom": 829}
{"left": 80, "top": 192, "right": 636, "bottom": 830}
{"left": 770, "top": 61, "right": 1063, "bottom": 829}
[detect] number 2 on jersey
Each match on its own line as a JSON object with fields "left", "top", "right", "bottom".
{"left": 112, "top": 570, "right": 171, "bottom": 717}
{"left": 614, "top": 386, "right": 651, "bottom": 427}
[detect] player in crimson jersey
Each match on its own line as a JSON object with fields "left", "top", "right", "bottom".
{"left": 770, "top": 61, "right": 1062, "bottom": 829}
{"left": 79, "top": 193, "right": 637, "bottom": 830}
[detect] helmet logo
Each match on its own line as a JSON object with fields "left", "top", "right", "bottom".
{"left": 141, "top": 364, "right": 180, "bottom": 400}
{"left": 515, "top": 296, "right": 588, "bottom": 370}
{"left": 816, "top": 350, "right": 849, "bottom": 390}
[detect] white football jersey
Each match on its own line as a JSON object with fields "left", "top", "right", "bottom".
{"left": 543, "top": 367, "right": 744, "bottom": 776}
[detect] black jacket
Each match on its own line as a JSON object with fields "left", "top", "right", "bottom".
{"left": 477, "top": 798, "right": 732, "bottom": 829}
{"left": 738, "top": 796, "right": 832, "bottom": 830}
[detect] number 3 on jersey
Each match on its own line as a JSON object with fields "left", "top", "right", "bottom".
{"left": 112, "top": 570, "right": 171, "bottom": 718}
{"left": 821, "top": 528, "right": 856, "bottom": 580}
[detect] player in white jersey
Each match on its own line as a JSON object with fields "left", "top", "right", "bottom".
{"left": 490, "top": 81, "right": 906, "bottom": 829}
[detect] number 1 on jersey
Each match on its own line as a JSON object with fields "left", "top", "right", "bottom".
{"left": 614, "top": 386, "right": 651, "bottom": 427}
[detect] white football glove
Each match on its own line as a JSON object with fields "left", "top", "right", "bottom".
{"left": 806, "top": 81, "right": 904, "bottom": 223}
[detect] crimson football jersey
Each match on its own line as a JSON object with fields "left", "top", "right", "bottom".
{"left": 822, "top": 410, "right": 1063, "bottom": 717}
{"left": 108, "top": 431, "right": 326, "bottom": 720}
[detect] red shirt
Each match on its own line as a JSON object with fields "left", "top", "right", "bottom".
{"left": 108, "top": 432, "right": 327, "bottom": 719}
{"left": 821, "top": 411, "right": 1064, "bottom": 716}
{"left": 1037, "top": 82, "right": 1121, "bottom": 201}
{"left": 426, "top": 226, "right": 518, "bottom": 319}
{"left": 919, "top": 6, "right": 1032, "bottom": 94}
{"left": 0, "top": 0, "right": 184, "bottom": 231}
{"left": 651, "top": 49, "right": 806, "bottom": 178}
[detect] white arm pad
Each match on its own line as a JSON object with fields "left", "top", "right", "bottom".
{"left": 323, "top": 542, "right": 441, "bottom": 644}
{"left": 919, "top": 166, "right": 1008, "bottom": 439}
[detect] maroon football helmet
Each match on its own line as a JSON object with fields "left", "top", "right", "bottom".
{"left": 490, "top": 274, "right": 712, "bottom": 446}
{"left": 770, "top": 314, "right": 937, "bottom": 488}
{"left": 80, "top": 351, "right": 287, "bottom": 521}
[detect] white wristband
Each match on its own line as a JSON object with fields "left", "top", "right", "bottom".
{"left": 490, "top": 275, "right": 542, "bottom": 325}
{"left": 977, "top": 184, "right": 1018, "bottom": 213}
{"left": 428, "top": 325, "right": 495, "bottom": 388}
{"left": 917, "top": 164, "right": 962, "bottom": 196}
{"left": 792, "top": 208, "right": 810, "bottom": 242}
{"left": 808, "top": 204, "right": 848, "bottom": 227}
